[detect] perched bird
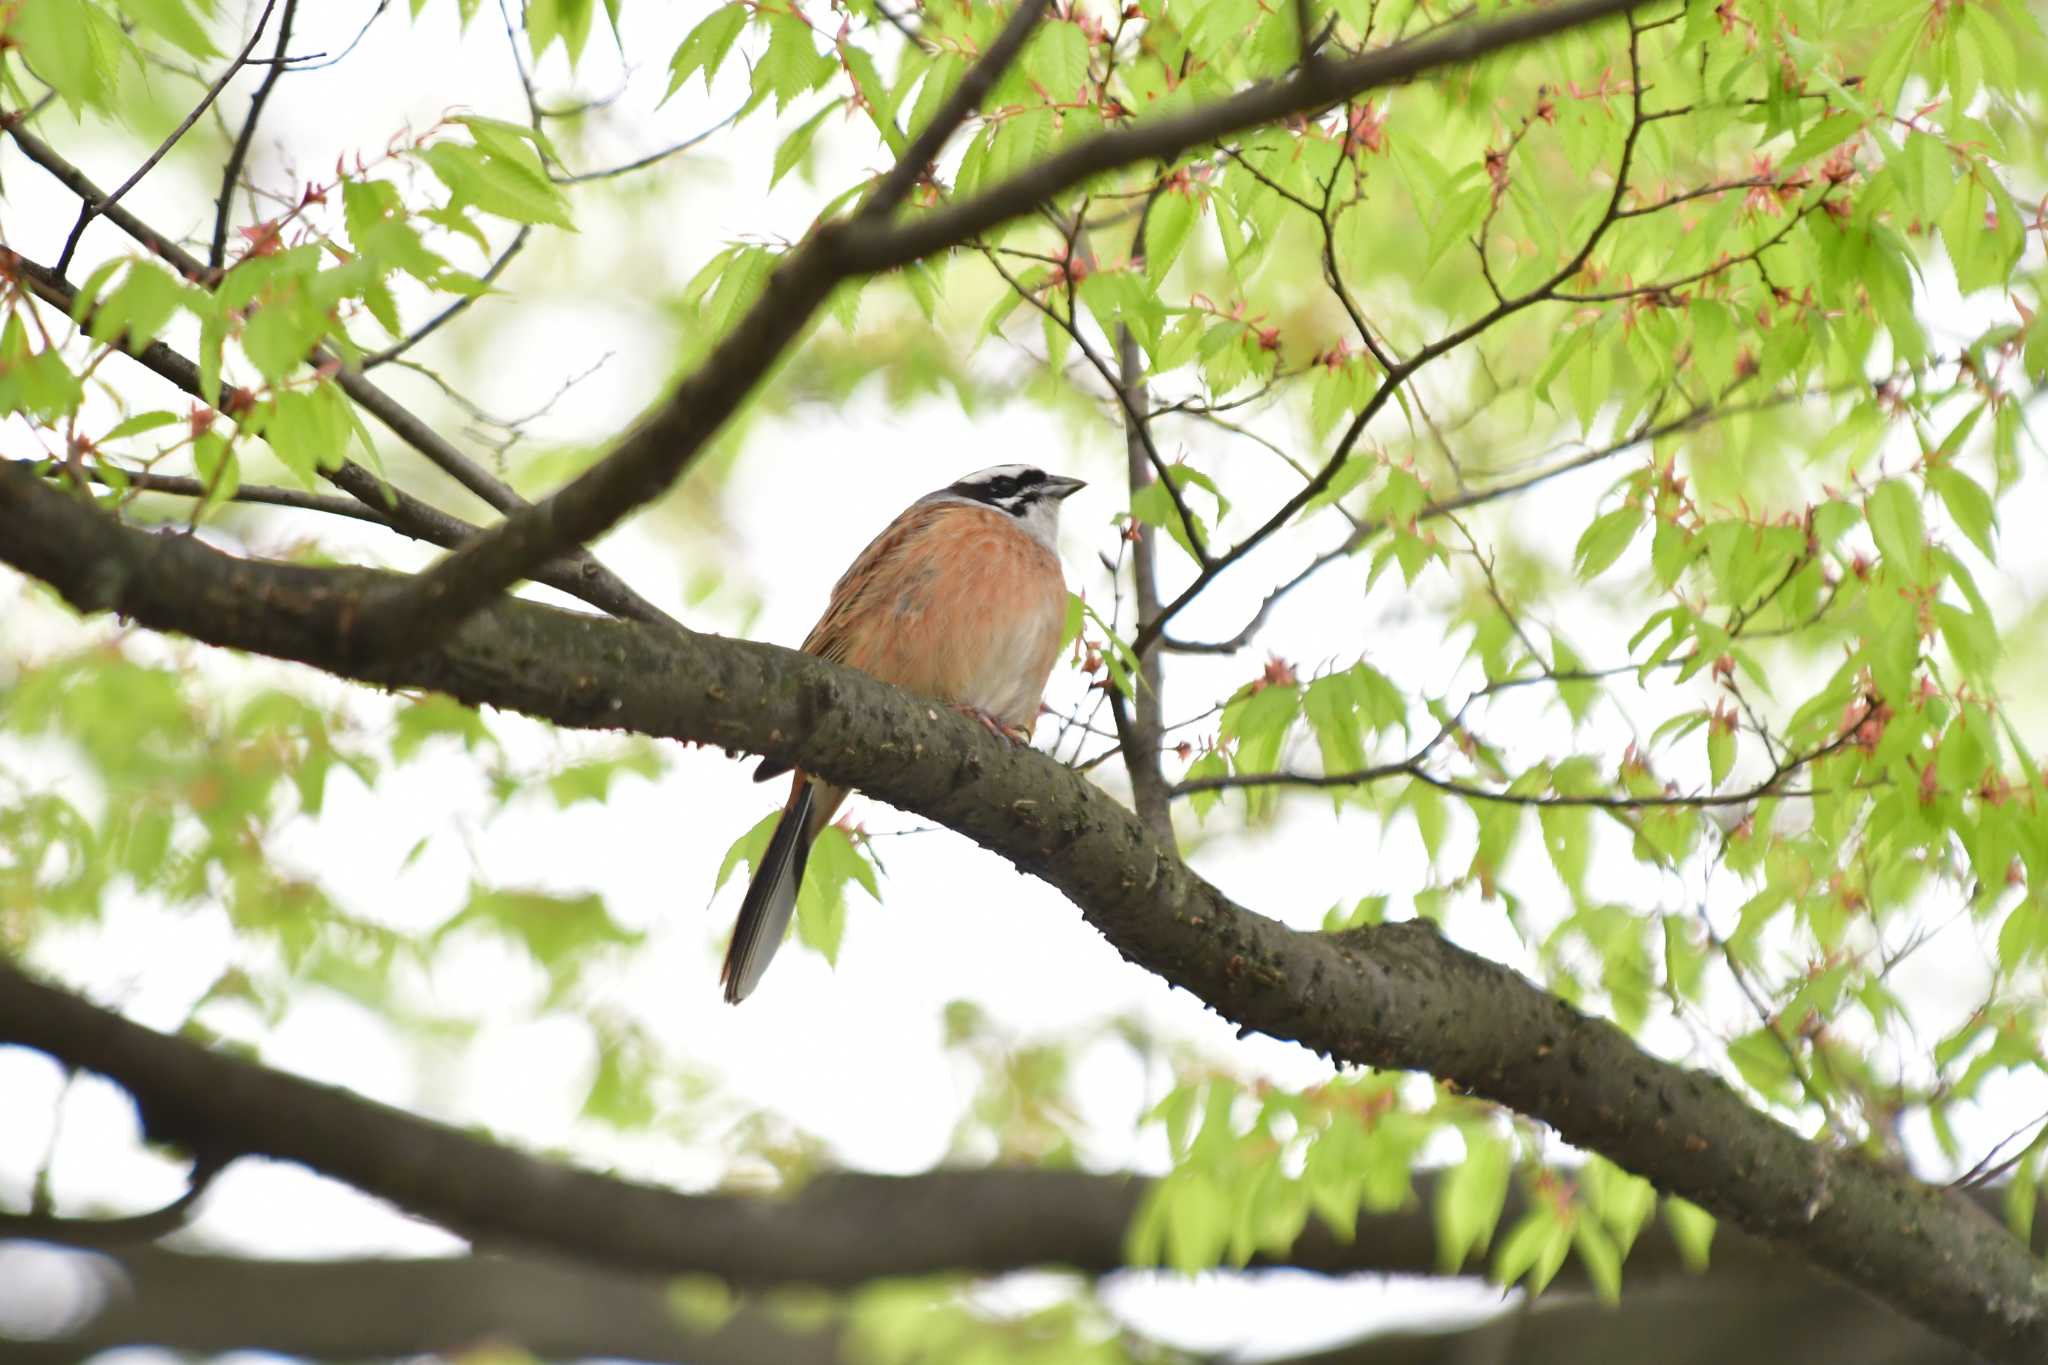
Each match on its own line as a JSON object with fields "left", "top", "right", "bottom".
{"left": 720, "top": 463, "right": 1086, "bottom": 1003}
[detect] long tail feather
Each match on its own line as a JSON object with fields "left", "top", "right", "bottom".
{"left": 720, "top": 780, "right": 817, "bottom": 1003}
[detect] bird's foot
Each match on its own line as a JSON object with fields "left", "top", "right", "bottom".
{"left": 954, "top": 703, "right": 1032, "bottom": 747}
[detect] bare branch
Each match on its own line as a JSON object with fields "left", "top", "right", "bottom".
{"left": 210, "top": 0, "right": 303, "bottom": 275}
{"left": 3, "top": 252, "right": 666, "bottom": 622}
{"left": 0, "top": 1152, "right": 226, "bottom": 1247}
{"left": 53, "top": 0, "right": 284, "bottom": 278}
{"left": 3, "top": 467, "right": 2044, "bottom": 1363}
{"left": 1111, "top": 324, "right": 1175, "bottom": 844}
{"left": 341, "top": 0, "right": 1651, "bottom": 663}
{"left": 360, "top": 226, "right": 530, "bottom": 368}
{"left": 549, "top": 104, "right": 747, "bottom": 185}
{"left": 17, "top": 458, "right": 391, "bottom": 526}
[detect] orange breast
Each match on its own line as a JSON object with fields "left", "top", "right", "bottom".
{"left": 808, "top": 503, "right": 1067, "bottom": 730}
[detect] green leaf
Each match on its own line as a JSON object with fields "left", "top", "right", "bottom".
{"left": 1865, "top": 479, "right": 1927, "bottom": 582}
{"left": 1727, "top": 1027, "right": 1801, "bottom": 1106}
{"left": 101, "top": 410, "right": 180, "bottom": 441}
{"left": 753, "top": 12, "right": 837, "bottom": 113}
{"left": 441, "top": 883, "right": 638, "bottom": 971}
{"left": 1144, "top": 190, "right": 1198, "bottom": 284}
{"left": 420, "top": 139, "right": 574, "bottom": 228}
{"left": 112, "top": 0, "right": 220, "bottom": 59}
{"left": 391, "top": 694, "right": 495, "bottom": 761}
{"left": 665, "top": 3, "right": 747, "bottom": 100}
{"left": 1564, "top": 1218, "right": 1620, "bottom": 1305}
{"left": 1573, "top": 505, "right": 1643, "bottom": 580}
{"left": 1027, "top": 18, "right": 1090, "bottom": 100}
{"left": 15, "top": 0, "right": 128, "bottom": 110}
{"left": 1434, "top": 1130, "right": 1510, "bottom": 1271}
{"left": 77, "top": 261, "right": 190, "bottom": 355}
{"left": 1663, "top": 1197, "right": 1716, "bottom": 1271}
{"left": 1493, "top": 1205, "right": 1570, "bottom": 1293}
{"left": 795, "top": 825, "right": 878, "bottom": 966}
{"left": 1303, "top": 672, "right": 1367, "bottom": 777}
{"left": 1926, "top": 463, "right": 1996, "bottom": 559}
{"left": 525, "top": 0, "right": 596, "bottom": 65}
{"left": 1130, "top": 479, "right": 1207, "bottom": 567}
{"left": 546, "top": 747, "right": 663, "bottom": 807}
{"left": 771, "top": 101, "right": 840, "bottom": 189}
{"left": 1707, "top": 723, "right": 1734, "bottom": 790}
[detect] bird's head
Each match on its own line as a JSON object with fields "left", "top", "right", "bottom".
{"left": 942, "top": 464, "right": 1086, "bottom": 547}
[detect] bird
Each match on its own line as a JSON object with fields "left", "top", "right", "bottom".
{"left": 720, "top": 463, "right": 1086, "bottom": 1004}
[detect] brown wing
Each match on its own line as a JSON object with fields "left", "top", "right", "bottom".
{"left": 800, "top": 500, "right": 958, "bottom": 664}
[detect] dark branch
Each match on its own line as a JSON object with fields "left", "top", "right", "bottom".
{"left": 17, "top": 458, "right": 392, "bottom": 526}
{"left": 0, "top": 1152, "right": 225, "bottom": 1247}
{"left": 52, "top": 0, "right": 283, "bottom": 277}
{"left": 338, "top": 0, "right": 1652, "bottom": 662}
{"left": 360, "top": 225, "right": 530, "bottom": 368}
{"left": 4, "top": 130, "right": 677, "bottom": 632}
{"left": 4, "top": 252, "right": 667, "bottom": 623}
{"left": 862, "top": 0, "right": 1054, "bottom": 220}
{"left": 549, "top": 104, "right": 747, "bottom": 185}
{"left": 210, "top": 0, "right": 303, "bottom": 274}
{"left": 1110, "top": 323, "right": 1175, "bottom": 844}
{"left": 1, "top": 463, "right": 2042, "bottom": 1364}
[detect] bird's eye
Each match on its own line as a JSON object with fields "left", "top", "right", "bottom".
{"left": 989, "top": 477, "right": 1016, "bottom": 497}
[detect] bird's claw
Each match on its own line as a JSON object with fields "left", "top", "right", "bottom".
{"left": 954, "top": 703, "right": 1031, "bottom": 747}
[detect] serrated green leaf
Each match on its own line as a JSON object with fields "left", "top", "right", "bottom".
{"left": 664, "top": 3, "right": 747, "bottom": 100}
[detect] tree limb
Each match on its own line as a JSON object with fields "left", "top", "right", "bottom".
{"left": 0, "top": 463, "right": 2042, "bottom": 1363}
{"left": 2, "top": 129, "right": 676, "bottom": 631}
{"left": 340, "top": 0, "right": 1652, "bottom": 661}
{"left": 1, "top": 252, "right": 663, "bottom": 624}
{"left": 209, "top": 0, "right": 303, "bottom": 274}
{"left": 0, "top": 1244, "right": 1982, "bottom": 1365}
{"left": 0, "top": 953, "right": 1948, "bottom": 1298}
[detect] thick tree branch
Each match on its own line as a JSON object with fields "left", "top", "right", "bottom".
{"left": 0, "top": 950, "right": 1785, "bottom": 1294}
{"left": 342, "top": 0, "right": 1651, "bottom": 660}
{"left": 0, "top": 1245, "right": 1982, "bottom": 1365}
{"left": 0, "top": 1245, "right": 838, "bottom": 1365}
{"left": 1, "top": 464, "right": 2043, "bottom": 1363}
{"left": 0, "top": 955, "right": 1946, "bottom": 1299}
{"left": 829, "top": 0, "right": 1648, "bottom": 276}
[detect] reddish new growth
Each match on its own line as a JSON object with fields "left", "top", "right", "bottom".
{"left": 1340, "top": 101, "right": 1386, "bottom": 158}
{"left": 1247, "top": 656, "right": 1298, "bottom": 694}
{"left": 1840, "top": 687, "right": 1893, "bottom": 753}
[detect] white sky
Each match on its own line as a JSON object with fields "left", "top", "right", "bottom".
{"left": 2, "top": 1, "right": 2045, "bottom": 1361}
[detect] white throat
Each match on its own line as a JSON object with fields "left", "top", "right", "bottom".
{"left": 923, "top": 489, "right": 1067, "bottom": 551}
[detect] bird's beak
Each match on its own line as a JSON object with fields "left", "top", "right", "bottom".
{"left": 1045, "top": 475, "right": 1087, "bottom": 499}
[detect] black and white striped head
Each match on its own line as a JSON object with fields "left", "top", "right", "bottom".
{"left": 935, "top": 463, "right": 1085, "bottom": 547}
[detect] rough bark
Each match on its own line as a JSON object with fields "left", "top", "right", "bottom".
{"left": 3, "top": 464, "right": 2045, "bottom": 1362}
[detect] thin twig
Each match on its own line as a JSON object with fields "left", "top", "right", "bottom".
{"left": 361, "top": 226, "right": 530, "bottom": 367}
{"left": 54, "top": 0, "right": 283, "bottom": 278}
{"left": 550, "top": 105, "right": 747, "bottom": 185}
{"left": 210, "top": 0, "right": 302, "bottom": 275}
